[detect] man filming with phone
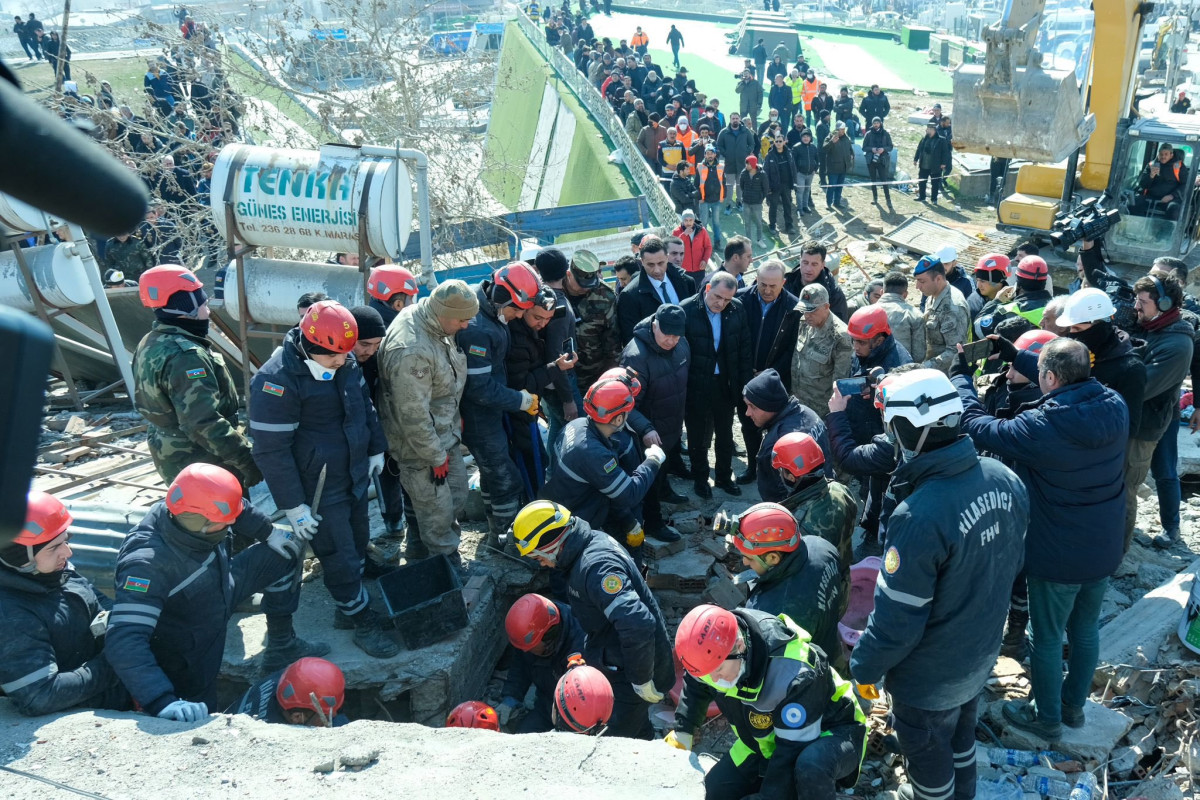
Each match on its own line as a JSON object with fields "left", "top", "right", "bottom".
{"left": 1131, "top": 143, "right": 1187, "bottom": 220}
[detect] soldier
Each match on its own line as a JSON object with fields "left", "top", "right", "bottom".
{"left": 563, "top": 249, "right": 620, "bottom": 392}
{"left": 790, "top": 284, "right": 853, "bottom": 415}
{"left": 378, "top": 280, "right": 479, "bottom": 563}
{"left": 770, "top": 431, "right": 858, "bottom": 569}
{"left": 132, "top": 265, "right": 261, "bottom": 485}
{"left": 914, "top": 255, "right": 970, "bottom": 374}
{"left": 365, "top": 263, "right": 419, "bottom": 327}
{"left": 102, "top": 229, "right": 153, "bottom": 281}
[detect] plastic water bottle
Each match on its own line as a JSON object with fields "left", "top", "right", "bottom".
{"left": 1017, "top": 775, "right": 1074, "bottom": 799}
{"left": 982, "top": 747, "right": 1039, "bottom": 767}
{"left": 1068, "top": 772, "right": 1098, "bottom": 800}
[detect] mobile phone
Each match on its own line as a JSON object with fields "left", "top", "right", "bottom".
{"left": 959, "top": 339, "right": 994, "bottom": 363}
{"left": 835, "top": 377, "right": 868, "bottom": 396}
{"left": 563, "top": 337, "right": 576, "bottom": 356}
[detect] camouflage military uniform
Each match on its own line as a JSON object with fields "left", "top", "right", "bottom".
{"left": 779, "top": 475, "right": 858, "bottom": 569}
{"left": 132, "top": 321, "right": 260, "bottom": 484}
{"left": 921, "top": 283, "right": 971, "bottom": 374}
{"left": 790, "top": 313, "right": 853, "bottom": 415}
{"left": 567, "top": 282, "right": 621, "bottom": 391}
{"left": 102, "top": 235, "right": 154, "bottom": 281}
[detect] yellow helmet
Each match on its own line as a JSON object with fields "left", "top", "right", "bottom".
{"left": 512, "top": 500, "right": 572, "bottom": 557}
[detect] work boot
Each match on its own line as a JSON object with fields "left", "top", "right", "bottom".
{"left": 647, "top": 524, "right": 682, "bottom": 543}
{"left": 404, "top": 532, "right": 430, "bottom": 562}
{"left": 1061, "top": 703, "right": 1085, "bottom": 729}
{"left": 484, "top": 514, "right": 503, "bottom": 550}
{"left": 714, "top": 479, "right": 742, "bottom": 497}
{"left": 1002, "top": 699, "right": 1062, "bottom": 742}
{"left": 693, "top": 479, "right": 713, "bottom": 500}
{"left": 351, "top": 609, "right": 401, "bottom": 658}
{"left": 1151, "top": 526, "right": 1180, "bottom": 549}
{"left": 1000, "top": 621, "right": 1028, "bottom": 661}
{"left": 659, "top": 482, "right": 688, "bottom": 504}
{"left": 333, "top": 610, "right": 354, "bottom": 630}
{"left": 260, "top": 636, "right": 331, "bottom": 673}
{"left": 735, "top": 468, "right": 757, "bottom": 485}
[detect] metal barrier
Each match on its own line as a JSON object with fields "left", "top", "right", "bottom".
{"left": 513, "top": 13, "right": 678, "bottom": 228}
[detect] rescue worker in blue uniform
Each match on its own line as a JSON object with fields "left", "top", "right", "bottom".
{"left": 668, "top": 605, "right": 867, "bottom": 800}
{"left": 540, "top": 376, "right": 666, "bottom": 557}
{"left": 458, "top": 262, "right": 544, "bottom": 549}
{"left": 230, "top": 656, "right": 348, "bottom": 727}
{"left": 106, "top": 465, "right": 326, "bottom": 722}
{"left": 511, "top": 500, "right": 674, "bottom": 740}
{"left": 0, "top": 492, "right": 130, "bottom": 716}
{"left": 851, "top": 369, "right": 1028, "bottom": 800}
{"left": 249, "top": 300, "right": 395, "bottom": 658}
{"left": 365, "top": 263, "right": 419, "bottom": 328}
{"left": 497, "top": 592, "right": 588, "bottom": 732}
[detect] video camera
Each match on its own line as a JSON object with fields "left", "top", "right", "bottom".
{"left": 1049, "top": 196, "right": 1121, "bottom": 249}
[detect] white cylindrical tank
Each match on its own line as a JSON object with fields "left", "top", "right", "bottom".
{"left": 0, "top": 192, "right": 62, "bottom": 235}
{"left": 210, "top": 143, "right": 413, "bottom": 258}
{"left": 0, "top": 243, "right": 97, "bottom": 311}
{"left": 223, "top": 258, "right": 365, "bottom": 325}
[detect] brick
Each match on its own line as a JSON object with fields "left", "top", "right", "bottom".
{"left": 699, "top": 537, "right": 728, "bottom": 559}
{"left": 644, "top": 537, "right": 686, "bottom": 560}
{"left": 702, "top": 578, "right": 747, "bottom": 610}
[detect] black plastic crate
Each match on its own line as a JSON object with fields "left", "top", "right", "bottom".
{"left": 378, "top": 554, "right": 468, "bottom": 649}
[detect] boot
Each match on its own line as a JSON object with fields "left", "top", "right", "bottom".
{"left": 1000, "top": 608, "right": 1029, "bottom": 660}
{"left": 333, "top": 609, "right": 354, "bottom": 630}
{"left": 351, "top": 609, "right": 401, "bottom": 658}
{"left": 484, "top": 513, "right": 503, "bottom": 550}
{"left": 404, "top": 531, "right": 430, "bottom": 561}
{"left": 261, "top": 636, "right": 331, "bottom": 672}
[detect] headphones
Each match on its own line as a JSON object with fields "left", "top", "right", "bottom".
{"left": 1151, "top": 274, "right": 1174, "bottom": 313}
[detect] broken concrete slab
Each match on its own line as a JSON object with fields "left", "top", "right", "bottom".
{"left": 651, "top": 549, "right": 715, "bottom": 593}
{"left": 989, "top": 700, "right": 1132, "bottom": 762}
{"left": 1127, "top": 777, "right": 1186, "bottom": 800}
{"left": 0, "top": 704, "right": 707, "bottom": 799}
{"left": 1100, "top": 556, "right": 1200, "bottom": 667}
{"left": 702, "top": 576, "right": 749, "bottom": 610}
{"left": 698, "top": 536, "right": 729, "bottom": 559}
{"left": 645, "top": 536, "right": 686, "bottom": 561}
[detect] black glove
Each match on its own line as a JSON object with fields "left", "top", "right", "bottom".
{"left": 991, "top": 334, "right": 1018, "bottom": 363}
{"left": 949, "top": 349, "right": 971, "bottom": 379}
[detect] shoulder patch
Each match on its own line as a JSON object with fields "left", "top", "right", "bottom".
{"left": 884, "top": 546, "right": 900, "bottom": 575}
{"left": 749, "top": 711, "right": 773, "bottom": 730}
{"left": 184, "top": 367, "right": 207, "bottom": 380}
{"left": 601, "top": 574, "right": 624, "bottom": 595}
{"left": 262, "top": 382, "right": 285, "bottom": 397}
{"left": 468, "top": 345, "right": 488, "bottom": 358}
{"left": 602, "top": 457, "right": 618, "bottom": 473}
{"left": 123, "top": 576, "right": 151, "bottom": 593}
{"left": 780, "top": 703, "right": 807, "bottom": 729}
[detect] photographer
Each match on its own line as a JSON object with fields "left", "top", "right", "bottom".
{"left": 1130, "top": 143, "right": 1187, "bottom": 220}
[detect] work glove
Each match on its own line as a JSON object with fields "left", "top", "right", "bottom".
{"left": 430, "top": 456, "right": 449, "bottom": 486}
{"left": 519, "top": 390, "right": 540, "bottom": 416}
{"left": 664, "top": 730, "right": 693, "bottom": 750}
{"left": 497, "top": 698, "right": 520, "bottom": 727}
{"left": 267, "top": 526, "right": 304, "bottom": 560}
{"left": 990, "top": 333, "right": 1018, "bottom": 364}
{"left": 284, "top": 504, "right": 320, "bottom": 540}
{"left": 368, "top": 453, "right": 385, "bottom": 478}
{"left": 632, "top": 681, "right": 664, "bottom": 704}
{"left": 644, "top": 444, "right": 666, "bottom": 467}
{"left": 856, "top": 683, "right": 881, "bottom": 700}
{"left": 158, "top": 699, "right": 209, "bottom": 723}
{"left": 625, "top": 522, "right": 645, "bottom": 548}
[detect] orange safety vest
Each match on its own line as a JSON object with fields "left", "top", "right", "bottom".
{"left": 802, "top": 78, "right": 819, "bottom": 110}
{"left": 631, "top": 31, "right": 649, "bottom": 48}
{"left": 698, "top": 163, "right": 725, "bottom": 202}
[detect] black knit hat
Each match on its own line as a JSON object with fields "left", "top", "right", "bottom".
{"left": 742, "top": 368, "right": 790, "bottom": 412}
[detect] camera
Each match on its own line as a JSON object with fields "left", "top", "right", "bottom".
{"left": 1049, "top": 196, "right": 1121, "bottom": 249}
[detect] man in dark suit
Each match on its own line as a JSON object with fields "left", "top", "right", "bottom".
{"left": 616, "top": 237, "right": 698, "bottom": 343}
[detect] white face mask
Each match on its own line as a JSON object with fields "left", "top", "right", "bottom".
{"left": 712, "top": 659, "right": 747, "bottom": 690}
{"left": 305, "top": 359, "right": 338, "bottom": 381}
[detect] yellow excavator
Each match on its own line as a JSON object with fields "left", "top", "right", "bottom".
{"left": 952, "top": 0, "right": 1200, "bottom": 264}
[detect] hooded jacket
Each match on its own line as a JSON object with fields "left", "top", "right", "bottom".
{"left": 757, "top": 397, "right": 834, "bottom": 501}
{"left": 621, "top": 316, "right": 690, "bottom": 449}
{"left": 782, "top": 266, "right": 848, "bottom": 321}
{"left": 1069, "top": 322, "right": 1145, "bottom": 438}
{"left": 746, "top": 536, "right": 848, "bottom": 664}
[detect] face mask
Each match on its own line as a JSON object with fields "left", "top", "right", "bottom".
{"left": 305, "top": 359, "right": 338, "bottom": 381}
{"left": 712, "top": 660, "right": 747, "bottom": 690}
{"left": 1067, "top": 320, "right": 1111, "bottom": 352}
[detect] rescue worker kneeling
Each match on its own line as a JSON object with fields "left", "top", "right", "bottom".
{"left": 668, "top": 605, "right": 866, "bottom": 800}
{"left": 231, "top": 657, "right": 347, "bottom": 727}
{"left": 446, "top": 700, "right": 501, "bottom": 731}
{"left": 0, "top": 492, "right": 131, "bottom": 716}
{"left": 553, "top": 664, "right": 615, "bottom": 735}
{"left": 107, "top": 465, "right": 327, "bottom": 722}
{"left": 499, "top": 592, "right": 588, "bottom": 732}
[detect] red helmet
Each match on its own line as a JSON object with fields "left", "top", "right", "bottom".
{"left": 847, "top": 306, "right": 891, "bottom": 341}
{"left": 446, "top": 700, "right": 500, "bottom": 731}
{"left": 1014, "top": 329, "right": 1057, "bottom": 355}
{"left": 366, "top": 265, "right": 418, "bottom": 301}
{"left": 598, "top": 366, "right": 642, "bottom": 397}
{"left": 276, "top": 657, "right": 345, "bottom": 722}
{"left": 676, "top": 605, "right": 740, "bottom": 677}
{"left": 770, "top": 432, "right": 825, "bottom": 478}
{"left": 505, "top": 593, "right": 561, "bottom": 652}
{"left": 1015, "top": 255, "right": 1049, "bottom": 281}
{"left": 166, "top": 464, "right": 244, "bottom": 525}
{"left": 301, "top": 300, "right": 358, "bottom": 354}
{"left": 554, "top": 666, "right": 614, "bottom": 733}
{"left": 492, "top": 262, "right": 542, "bottom": 310}
{"left": 733, "top": 502, "right": 800, "bottom": 557}
{"left": 138, "top": 264, "right": 203, "bottom": 308}
{"left": 974, "top": 253, "right": 1011, "bottom": 276}
{"left": 18, "top": 491, "right": 72, "bottom": 547}
{"left": 583, "top": 378, "right": 635, "bottom": 424}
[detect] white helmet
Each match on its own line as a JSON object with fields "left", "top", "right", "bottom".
{"left": 1056, "top": 287, "right": 1115, "bottom": 327}
{"left": 879, "top": 369, "right": 963, "bottom": 427}
{"left": 935, "top": 245, "right": 958, "bottom": 264}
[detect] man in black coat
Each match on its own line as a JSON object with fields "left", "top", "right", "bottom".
{"left": 681, "top": 272, "right": 752, "bottom": 498}
{"left": 783, "top": 241, "right": 849, "bottom": 320}
{"left": 616, "top": 237, "right": 697, "bottom": 343}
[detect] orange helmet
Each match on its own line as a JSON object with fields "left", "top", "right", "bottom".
{"left": 166, "top": 464, "right": 244, "bottom": 525}
{"left": 505, "top": 593, "right": 561, "bottom": 652}
{"left": 732, "top": 502, "right": 800, "bottom": 557}
{"left": 366, "top": 265, "right": 418, "bottom": 301}
{"left": 1015, "top": 255, "right": 1049, "bottom": 281}
{"left": 974, "top": 253, "right": 1011, "bottom": 277}
{"left": 491, "top": 262, "right": 542, "bottom": 310}
{"left": 847, "top": 306, "right": 891, "bottom": 341}
{"left": 554, "top": 666, "right": 614, "bottom": 734}
{"left": 583, "top": 378, "right": 635, "bottom": 424}
{"left": 276, "top": 658, "right": 345, "bottom": 723}
{"left": 301, "top": 300, "right": 358, "bottom": 354}
{"left": 18, "top": 491, "right": 72, "bottom": 547}
{"left": 446, "top": 700, "right": 500, "bottom": 731}
{"left": 138, "top": 264, "right": 203, "bottom": 308}
{"left": 770, "top": 432, "right": 825, "bottom": 478}
{"left": 1014, "top": 329, "right": 1057, "bottom": 355}
{"left": 598, "top": 366, "right": 642, "bottom": 398}
{"left": 675, "top": 604, "right": 739, "bottom": 678}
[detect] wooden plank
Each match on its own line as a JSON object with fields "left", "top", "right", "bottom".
{"left": 1099, "top": 556, "right": 1200, "bottom": 666}
{"left": 43, "top": 446, "right": 92, "bottom": 464}
{"left": 39, "top": 424, "right": 148, "bottom": 455}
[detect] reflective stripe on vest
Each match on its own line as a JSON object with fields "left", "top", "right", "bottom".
{"left": 1000, "top": 301, "right": 1046, "bottom": 327}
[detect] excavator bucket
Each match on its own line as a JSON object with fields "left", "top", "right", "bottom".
{"left": 951, "top": 61, "right": 1096, "bottom": 163}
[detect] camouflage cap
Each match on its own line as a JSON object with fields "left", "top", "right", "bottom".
{"left": 429, "top": 279, "right": 479, "bottom": 320}
{"left": 798, "top": 283, "right": 830, "bottom": 312}
{"left": 570, "top": 249, "right": 601, "bottom": 288}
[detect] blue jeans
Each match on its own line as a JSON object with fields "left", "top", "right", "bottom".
{"left": 543, "top": 371, "right": 584, "bottom": 479}
{"left": 1027, "top": 576, "right": 1107, "bottom": 725}
{"left": 826, "top": 173, "right": 846, "bottom": 207}
{"left": 701, "top": 201, "right": 723, "bottom": 245}
{"left": 1150, "top": 419, "right": 1181, "bottom": 530}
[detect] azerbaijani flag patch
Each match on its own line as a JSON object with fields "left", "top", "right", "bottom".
{"left": 124, "top": 576, "right": 151, "bottom": 593}
{"left": 185, "top": 367, "right": 207, "bottom": 380}
{"left": 262, "top": 382, "right": 285, "bottom": 397}
{"left": 468, "top": 345, "right": 487, "bottom": 358}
